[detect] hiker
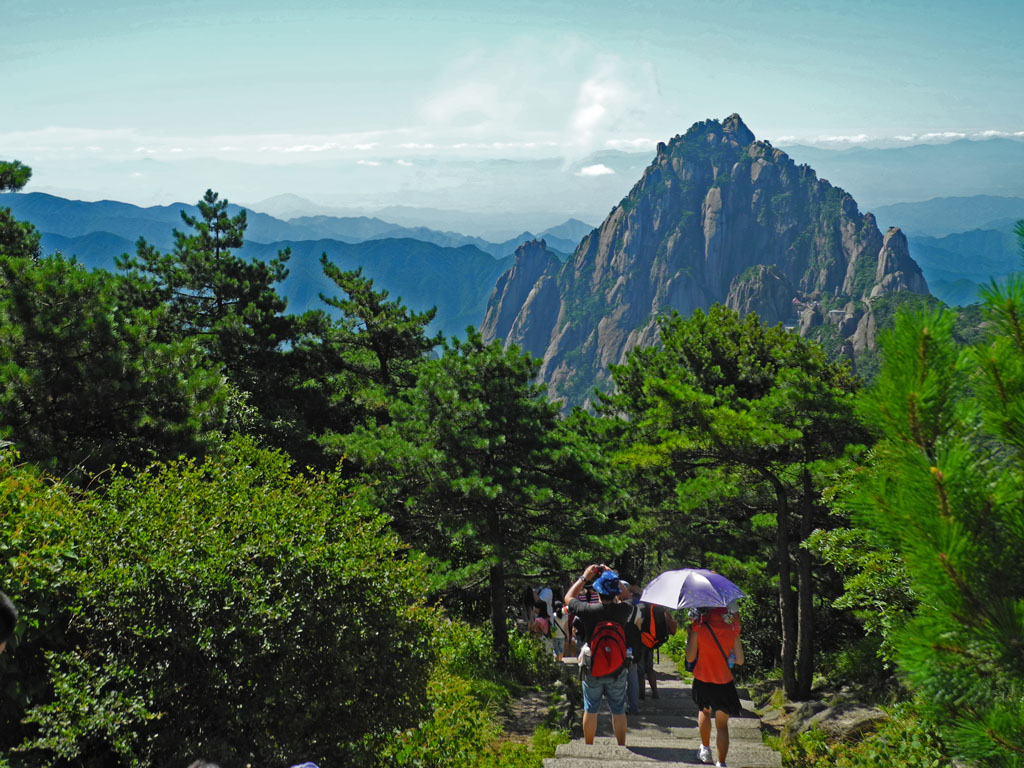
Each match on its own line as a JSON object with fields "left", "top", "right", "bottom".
{"left": 551, "top": 600, "right": 570, "bottom": 661}
{"left": 0, "top": 590, "right": 17, "bottom": 655}
{"left": 529, "top": 600, "right": 552, "bottom": 654}
{"left": 521, "top": 585, "right": 539, "bottom": 623}
{"left": 686, "top": 606, "right": 744, "bottom": 767}
{"left": 619, "top": 581, "right": 643, "bottom": 715}
{"left": 537, "top": 584, "right": 554, "bottom": 620}
{"left": 566, "top": 564, "right": 641, "bottom": 746}
{"left": 638, "top": 601, "right": 676, "bottom": 699}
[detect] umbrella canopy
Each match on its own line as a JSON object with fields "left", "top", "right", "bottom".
{"left": 640, "top": 568, "right": 745, "bottom": 610}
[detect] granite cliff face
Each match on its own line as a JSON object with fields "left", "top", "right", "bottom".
{"left": 482, "top": 114, "right": 929, "bottom": 405}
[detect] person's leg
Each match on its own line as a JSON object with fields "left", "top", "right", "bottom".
{"left": 714, "top": 709, "right": 731, "bottom": 765}
{"left": 698, "top": 707, "right": 713, "bottom": 747}
{"left": 646, "top": 663, "right": 659, "bottom": 697}
{"left": 605, "top": 668, "right": 629, "bottom": 745}
{"left": 581, "top": 675, "right": 601, "bottom": 744}
{"left": 611, "top": 713, "right": 627, "bottom": 745}
{"left": 626, "top": 660, "right": 639, "bottom": 713}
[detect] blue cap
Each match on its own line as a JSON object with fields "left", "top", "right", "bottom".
{"left": 593, "top": 570, "right": 621, "bottom": 596}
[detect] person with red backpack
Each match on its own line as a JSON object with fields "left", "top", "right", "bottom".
{"left": 565, "top": 564, "right": 641, "bottom": 746}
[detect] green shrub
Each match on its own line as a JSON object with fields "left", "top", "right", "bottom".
{"left": 385, "top": 665, "right": 568, "bottom": 768}
{"left": 386, "top": 669, "right": 502, "bottom": 768}
{"left": 385, "top": 616, "right": 568, "bottom": 768}
{"left": 0, "top": 450, "right": 86, "bottom": 756}
{"left": 2, "top": 438, "right": 435, "bottom": 768}
{"left": 505, "top": 624, "right": 559, "bottom": 687}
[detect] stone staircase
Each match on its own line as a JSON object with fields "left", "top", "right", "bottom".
{"left": 545, "top": 656, "right": 781, "bottom": 768}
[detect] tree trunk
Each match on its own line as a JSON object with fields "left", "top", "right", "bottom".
{"left": 763, "top": 468, "right": 798, "bottom": 699}
{"left": 490, "top": 559, "right": 509, "bottom": 662}
{"left": 796, "top": 466, "right": 815, "bottom": 700}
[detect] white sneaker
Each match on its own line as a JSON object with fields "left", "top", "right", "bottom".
{"left": 715, "top": 762, "right": 727, "bottom": 767}
{"left": 697, "top": 744, "right": 712, "bottom": 763}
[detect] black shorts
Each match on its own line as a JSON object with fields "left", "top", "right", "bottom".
{"left": 691, "top": 678, "right": 741, "bottom": 716}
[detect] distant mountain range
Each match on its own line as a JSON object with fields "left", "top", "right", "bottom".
{"left": 3, "top": 192, "right": 598, "bottom": 340}
{"left": 779, "top": 139, "right": 1024, "bottom": 210}
{"left": 0, "top": 192, "right": 589, "bottom": 259}
{"left": 865, "top": 196, "right": 1024, "bottom": 305}
{"left": 37, "top": 229, "right": 512, "bottom": 341}
{"left": 872, "top": 195, "right": 1024, "bottom": 237}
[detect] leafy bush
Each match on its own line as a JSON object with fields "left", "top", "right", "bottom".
{"left": 386, "top": 618, "right": 568, "bottom": 768}
{"left": 2, "top": 438, "right": 435, "bottom": 768}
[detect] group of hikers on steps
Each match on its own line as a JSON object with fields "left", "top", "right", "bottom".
{"left": 533, "top": 564, "right": 744, "bottom": 768}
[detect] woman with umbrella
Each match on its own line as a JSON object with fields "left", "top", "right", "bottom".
{"left": 640, "top": 569, "right": 745, "bottom": 767}
{"left": 686, "top": 604, "right": 744, "bottom": 767}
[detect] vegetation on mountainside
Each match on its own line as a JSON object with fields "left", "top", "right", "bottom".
{"left": 1, "top": 159, "right": 1022, "bottom": 767}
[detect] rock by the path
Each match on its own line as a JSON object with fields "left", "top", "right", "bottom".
{"left": 783, "top": 699, "right": 888, "bottom": 741}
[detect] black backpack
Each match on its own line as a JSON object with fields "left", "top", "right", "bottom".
{"left": 641, "top": 604, "right": 669, "bottom": 650}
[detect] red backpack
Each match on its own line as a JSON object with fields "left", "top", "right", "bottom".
{"left": 589, "top": 620, "right": 627, "bottom": 677}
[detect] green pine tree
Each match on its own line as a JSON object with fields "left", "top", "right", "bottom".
{"left": 853, "top": 249, "right": 1024, "bottom": 765}
{"left": 346, "top": 329, "right": 606, "bottom": 660}
{"left": 605, "top": 305, "right": 864, "bottom": 697}
{"left": 0, "top": 160, "right": 41, "bottom": 260}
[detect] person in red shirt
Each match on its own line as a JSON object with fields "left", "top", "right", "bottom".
{"left": 685, "top": 606, "right": 744, "bottom": 767}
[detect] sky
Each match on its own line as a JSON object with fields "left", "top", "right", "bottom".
{"left": 5, "top": 0, "right": 1024, "bottom": 232}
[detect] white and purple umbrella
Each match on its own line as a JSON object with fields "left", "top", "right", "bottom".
{"left": 640, "top": 568, "right": 745, "bottom": 610}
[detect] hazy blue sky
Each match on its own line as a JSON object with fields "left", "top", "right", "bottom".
{"left": 5, "top": 0, "right": 1023, "bottom": 219}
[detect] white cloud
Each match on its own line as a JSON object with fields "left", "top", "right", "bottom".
{"left": 569, "top": 64, "right": 627, "bottom": 148}
{"left": 396, "top": 159, "right": 413, "bottom": 166}
{"left": 815, "top": 133, "right": 871, "bottom": 144}
{"left": 356, "top": 159, "right": 381, "bottom": 166}
{"left": 577, "top": 164, "right": 615, "bottom": 177}
{"left": 920, "top": 131, "right": 967, "bottom": 141}
{"left": 606, "top": 138, "right": 654, "bottom": 150}
{"left": 283, "top": 142, "right": 340, "bottom": 153}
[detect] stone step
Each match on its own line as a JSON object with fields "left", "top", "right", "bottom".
{"left": 545, "top": 756, "right": 780, "bottom": 768}
{"left": 555, "top": 741, "right": 781, "bottom": 763}
{"left": 583, "top": 713, "right": 763, "bottom": 730}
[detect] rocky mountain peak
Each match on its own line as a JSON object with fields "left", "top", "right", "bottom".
{"left": 482, "top": 115, "right": 931, "bottom": 405}
{"left": 722, "top": 113, "right": 756, "bottom": 145}
{"left": 479, "top": 239, "right": 561, "bottom": 351}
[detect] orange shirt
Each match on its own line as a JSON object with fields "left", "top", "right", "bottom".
{"left": 692, "top": 614, "right": 740, "bottom": 684}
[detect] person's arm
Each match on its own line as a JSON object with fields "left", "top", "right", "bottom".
{"left": 564, "top": 564, "right": 601, "bottom": 604}
{"left": 685, "top": 623, "right": 699, "bottom": 663}
{"left": 732, "top": 635, "right": 744, "bottom": 666}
